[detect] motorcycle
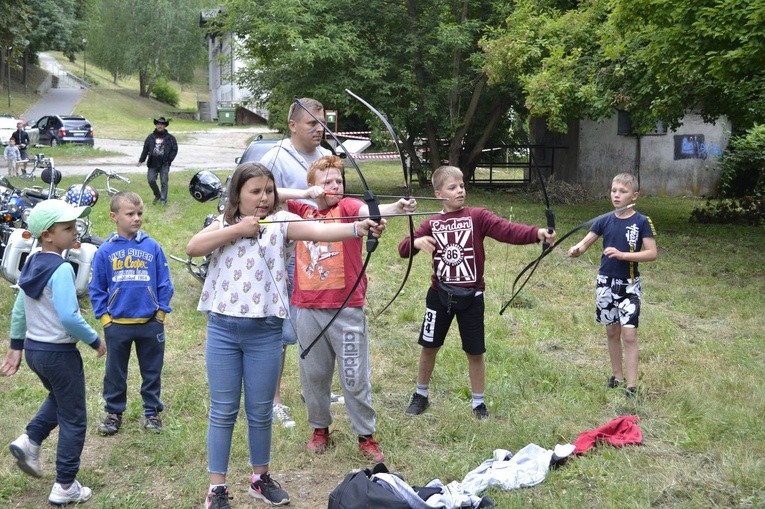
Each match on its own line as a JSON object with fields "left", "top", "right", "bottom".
{"left": 169, "top": 170, "right": 225, "bottom": 283}
{"left": 0, "top": 167, "right": 130, "bottom": 296}
{"left": 0, "top": 176, "right": 28, "bottom": 263}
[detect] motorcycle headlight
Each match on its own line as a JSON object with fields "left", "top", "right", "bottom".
{"left": 75, "top": 218, "right": 88, "bottom": 237}
{"left": 7, "top": 200, "right": 20, "bottom": 215}
{"left": 21, "top": 208, "right": 32, "bottom": 224}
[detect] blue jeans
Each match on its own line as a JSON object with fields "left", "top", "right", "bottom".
{"left": 205, "top": 312, "right": 283, "bottom": 473}
{"left": 24, "top": 348, "right": 87, "bottom": 485}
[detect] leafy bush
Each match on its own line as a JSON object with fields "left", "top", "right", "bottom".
{"left": 690, "top": 125, "right": 765, "bottom": 224}
{"left": 152, "top": 78, "right": 179, "bottom": 107}
{"left": 690, "top": 195, "right": 765, "bottom": 226}
{"left": 719, "top": 124, "right": 765, "bottom": 198}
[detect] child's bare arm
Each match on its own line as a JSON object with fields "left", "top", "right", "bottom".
{"left": 361, "top": 198, "right": 417, "bottom": 218}
{"left": 568, "top": 232, "right": 599, "bottom": 257}
{"left": 603, "top": 236, "right": 657, "bottom": 262}
{"left": 277, "top": 185, "right": 325, "bottom": 202}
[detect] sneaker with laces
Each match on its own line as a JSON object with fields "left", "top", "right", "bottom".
{"left": 205, "top": 485, "right": 233, "bottom": 509}
{"left": 306, "top": 427, "right": 330, "bottom": 454}
{"left": 143, "top": 414, "right": 163, "bottom": 433}
{"left": 48, "top": 480, "right": 92, "bottom": 506}
{"left": 249, "top": 472, "right": 290, "bottom": 506}
{"left": 9, "top": 433, "right": 42, "bottom": 477}
{"left": 272, "top": 403, "right": 296, "bottom": 429}
{"left": 97, "top": 413, "right": 122, "bottom": 436}
{"left": 405, "top": 393, "right": 429, "bottom": 415}
{"left": 472, "top": 403, "right": 489, "bottom": 420}
{"left": 330, "top": 392, "right": 345, "bottom": 405}
{"left": 358, "top": 436, "right": 384, "bottom": 462}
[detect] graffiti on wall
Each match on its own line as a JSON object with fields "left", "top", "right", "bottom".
{"left": 673, "top": 135, "right": 724, "bottom": 160}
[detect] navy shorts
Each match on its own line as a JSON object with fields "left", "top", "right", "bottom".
{"left": 418, "top": 287, "right": 485, "bottom": 355}
{"left": 595, "top": 275, "right": 641, "bottom": 327}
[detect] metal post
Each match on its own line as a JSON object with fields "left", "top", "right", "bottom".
{"left": 82, "top": 38, "right": 87, "bottom": 80}
{"left": 6, "top": 47, "right": 11, "bottom": 109}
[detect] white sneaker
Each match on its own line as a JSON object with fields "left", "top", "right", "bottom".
{"left": 330, "top": 392, "right": 345, "bottom": 405}
{"left": 9, "top": 433, "right": 42, "bottom": 477}
{"left": 272, "top": 403, "right": 296, "bottom": 429}
{"left": 48, "top": 480, "right": 92, "bottom": 505}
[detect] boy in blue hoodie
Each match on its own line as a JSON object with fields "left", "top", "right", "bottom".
{"left": 89, "top": 191, "right": 174, "bottom": 435}
{"left": 2, "top": 199, "right": 106, "bottom": 506}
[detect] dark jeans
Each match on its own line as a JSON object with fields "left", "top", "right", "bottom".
{"left": 24, "top": 348, "right": 87, "bottom": 485}
{"left": 102, "top": 321, "right": 166, "bottom": 416}
{"left": 147, "top": 164, "right": 170, "bottom": 203}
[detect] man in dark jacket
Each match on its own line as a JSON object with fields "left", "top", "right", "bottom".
{"left": 10, "top": 122, "right": 30, "bottom": 174}
{"left": 136, "top": 117, "right": 178, "bottom": 206}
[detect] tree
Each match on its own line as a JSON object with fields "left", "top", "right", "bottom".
{"left": 221, "top": 0, "right": 523, "bottom": 182}
{"left": 481, "top": 0, "right": 765, "bottom": 134}
{"left": 87, "top": 0, "right": 205, "bottom": 96}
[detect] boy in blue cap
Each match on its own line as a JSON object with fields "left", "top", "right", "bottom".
{"left": 2, "top": 199, "right": 106, "bottom": 506}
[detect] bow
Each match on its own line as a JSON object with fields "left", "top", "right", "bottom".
{"left": 499, "top": 204, "right": 636, "bottom": 314}
{"left": 499, "top": 152, "right": 554, "bottom": 315}
{"left": 345, "top": 89, "right": 415, "bottom": 316}
{"left": 296, "top": 96, "right": 382, "bottom": 358}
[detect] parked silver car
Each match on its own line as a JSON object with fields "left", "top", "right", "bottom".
{"left": 0, "top": 115, "right": 40, "bottom": 147}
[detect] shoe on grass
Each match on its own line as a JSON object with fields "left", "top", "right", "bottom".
{"left": 608, "top": 376, "right": 624, "bottom": 389}
{"left": 249, "top": 472, "right": 290, "bottom": 506}
{"left": 359, "top": 436, "right": 384, "bottom": 462}
{"left": 272, "top": 403, "right": 296, "bottom": 429}
{"left": 48, "top": 480, "right": 92, "bottom": 506}
{"left": 330, "top": 392, "right": 345, "bottom": 405}
{"left": 306, "top": 427, "right": 330, "bottom": 454}
{"left": 97, "top": 413, "right": 122, "bottom": 436}
{"left": 625, "top": 386, "right": 638, "bottom": 399}
{"left": 405, "top": 393, "right": 429, "bottom": 415}
{"left": 472, "top": 403, "right": 489, "bottom": 420}
{"left": 143, "top": 414, "right": 163, "bottom": 433}
{"left": 9, "top": 433, "right": 42, "bottom": 477}
{"left": 205, "top": 485, "right": 232, "bottom": 509}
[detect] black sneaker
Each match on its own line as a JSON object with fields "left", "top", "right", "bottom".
{"left": 249, "top": 472, "right": 290, "bottom": 506}
{"left": 97, "top": 413, "right": 122, "bottom": 436}
{"left": 625, "top": 386, "right": 638, "bottom": 399}
{"left": 472, "top": 403, "right": 489, "bottom": 420}
{"left": 152, "top": 197, "right": 160, "bottom": 205}
{"left": 205, "top": 485, "right": 232, "bottom": 509}
{"left": 405, "top": 393, "right": 429, "bottom": 415}
{"left": 608, "top": 376, "right": 623, "bottom": 388}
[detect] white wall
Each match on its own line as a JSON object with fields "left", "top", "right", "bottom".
{"left": 578, "top": 113, "right": 730, "bottom": 197}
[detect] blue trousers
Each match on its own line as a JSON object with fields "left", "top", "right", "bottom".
{"left": 147, "top": 164, "right": 170, "bottom": 202}
{"left": 25, "top": 348, "right": 87, "bottom": 485}
{"left": 102, "top": 321, "right": 165, "bottom": 416}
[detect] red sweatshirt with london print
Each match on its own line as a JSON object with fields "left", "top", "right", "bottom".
{"left": 398, "top": 207, "right": 539, "bottom": 292}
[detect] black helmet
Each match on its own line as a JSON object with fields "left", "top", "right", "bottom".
{"left": 189, "top": 171, "right": 222, "bottom": 202}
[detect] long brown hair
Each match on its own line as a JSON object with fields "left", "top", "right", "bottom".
{"left": 223, "top": 162, "right": 280, "bottom": 225}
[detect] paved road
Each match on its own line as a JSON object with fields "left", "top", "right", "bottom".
{"left": 23, "top": 53, "right": 273, "bottom": 176}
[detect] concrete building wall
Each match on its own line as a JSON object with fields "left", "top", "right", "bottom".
{"left": 578, "top": 113, "right": 730, "bottom": 197}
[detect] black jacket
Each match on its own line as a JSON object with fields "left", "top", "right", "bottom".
{"left": 10, "top": 129, "right": 30, "bottom": 149}
{"left": 139, "top": 130, "right": 178, "bottom": 168}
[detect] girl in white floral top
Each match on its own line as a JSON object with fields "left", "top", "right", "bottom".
{"left": 186, "top": 162, "right": 385, "bottom": 508}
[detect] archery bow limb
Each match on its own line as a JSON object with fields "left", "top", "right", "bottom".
{"left": 498, "top": 204, "right": 635, "bottom": 314}
{"left": 295, "top": 97, "right": 382, "bottom": 359}
{"left": 346, "top": 89, "right": 415, "bottom": 317}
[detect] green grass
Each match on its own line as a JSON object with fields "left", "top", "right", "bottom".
{"left": 0, "top": 164, "right": 763, "bottom": 508}
{"left": 1, "top": 55, "right": 764, "bottom": 508}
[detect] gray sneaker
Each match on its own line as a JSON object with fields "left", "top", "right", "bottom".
{"left": 143, "top": 414, "right": 163, "bottom": 433}
{"left": 272, "top": 404, "right": 296, "bottom": 429}
{"left": 97, "top": 413, "right": 122, "bottom": 436}
{"left": 48, "top": 480, "right": 92, "bottom": 506}
{"left": 9, "top": 433, "right": 42, "bottom": 477}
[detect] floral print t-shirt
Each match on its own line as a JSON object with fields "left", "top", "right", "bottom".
{"left": 197, "top": 210, "right": 298, "bottom": 318}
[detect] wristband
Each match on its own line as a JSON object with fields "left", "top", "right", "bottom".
{"left": 352, "top": 222, "right": 360, "bottom": 238}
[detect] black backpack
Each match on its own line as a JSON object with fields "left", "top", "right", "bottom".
{"left": 328, "top": 463, "right": 412, "bottom": 509}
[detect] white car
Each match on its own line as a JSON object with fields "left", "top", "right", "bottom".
{"left": 0, "top": 114, "right": 40, "bottom": 147}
